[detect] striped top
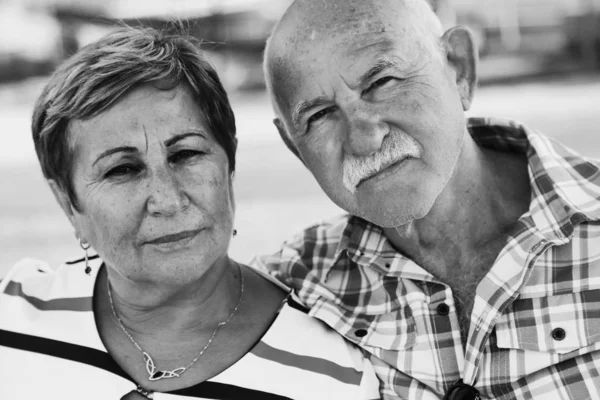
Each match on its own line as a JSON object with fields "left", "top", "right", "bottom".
{"left": 252, "top": 118, "right": 600, "bottom": 399}
{"left": 0, "top": 256, "right": 380, "bottom": 400}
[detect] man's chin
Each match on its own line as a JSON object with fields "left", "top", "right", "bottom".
{"left": 352, "top": 191, "right": 433, "bottom": 228}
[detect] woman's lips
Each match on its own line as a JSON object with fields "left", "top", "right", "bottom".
{"left": 145, "top": 229, "right": 202, "bottom": 246}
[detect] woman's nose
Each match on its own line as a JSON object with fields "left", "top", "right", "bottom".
{"left": 146, "top": 168, "right": 189, "bottom": 216}
{"left": 344, "top": 105, "right": 389, "bottom": 157}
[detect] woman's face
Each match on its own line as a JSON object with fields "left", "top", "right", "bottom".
{"left": 60, "top": 83, "right": 235, "bottom": 285}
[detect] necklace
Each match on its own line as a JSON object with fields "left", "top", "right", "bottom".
{"left": 107, "top": 262, "right": 244, "bottom": 383}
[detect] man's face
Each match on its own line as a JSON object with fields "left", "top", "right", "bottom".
{"left": 273, "top": 11, "right": 470, "bottom": 227}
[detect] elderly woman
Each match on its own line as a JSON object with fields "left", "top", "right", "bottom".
{"left": 0, "top": 27, "right": 379, "bottom": 400}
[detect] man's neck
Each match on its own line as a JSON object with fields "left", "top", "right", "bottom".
{"left": 383, "top": 135, "right": 531, "bottom": 277}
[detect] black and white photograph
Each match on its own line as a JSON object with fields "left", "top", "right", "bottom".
{"left": 1, "top": 1, "right": 600, "bottom": 399}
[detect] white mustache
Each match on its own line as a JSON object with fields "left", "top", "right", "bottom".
{"left": 342, "top": 133, "right": 421, "bottom": 193}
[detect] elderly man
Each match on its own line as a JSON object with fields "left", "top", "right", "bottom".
{"left": 252, "top": 0, "right": 600, "bottom": 399}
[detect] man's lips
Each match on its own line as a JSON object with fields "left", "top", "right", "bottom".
{"left": 145, "top": 229, "right": 202, "bottom": 245}
{"left": 356, "top": 156, "right": 412, "bottom": 188}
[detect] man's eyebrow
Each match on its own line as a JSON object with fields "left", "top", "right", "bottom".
{"left": 292, "top": 97, "right": 330, "bottom": 128}
{"left": 93, "top": 146, "right": 138, "bottom": 167}
{"left": 164, "top": 132, "right": 207, "bottom": 147}
{"left": 358, "top": 58, "right": 398, "bottom": 86}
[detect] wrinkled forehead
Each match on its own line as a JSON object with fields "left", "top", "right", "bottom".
{"left": 286, "top": 0, "right": 410, "bottom": 36}
{"left": 266, "top": 0, "right": 439, "bottom": 117}
{"left": 268, "top": 29, "right": 426, "bottom": 120}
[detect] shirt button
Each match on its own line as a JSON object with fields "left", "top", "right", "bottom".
{"left": 437, "top": 303, "right": 450, "bottom": 316}
{"left": 552, "top": 327, "right": 566, "bottom": 341}
{"left": 355, "top": 329, "right": 368, "bottom": 338}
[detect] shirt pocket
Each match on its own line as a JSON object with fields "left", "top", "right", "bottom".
{"left": 495, "top": 290, "right": 600, "bottom": 354}
{"left": 310, "top": 298, "right": 418, "bottom": 352}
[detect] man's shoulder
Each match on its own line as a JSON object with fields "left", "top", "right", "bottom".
{"left": 287, "top": 212, "right": 352, "bottom": 248}
{"left": 250, "top": 213, "right": 353, "bottom": 277}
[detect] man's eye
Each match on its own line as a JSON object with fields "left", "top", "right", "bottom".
{"left": 369, "top": 76, "right": 395, "bottom": 90}
{"left": 307, "top": 107, "right": 334, "bottom": 127}
{"left": 169, "top": 150, "right": 202, "bottom": 164}
{"left": 105, "top": 165, "right": 139, "bottom": 178}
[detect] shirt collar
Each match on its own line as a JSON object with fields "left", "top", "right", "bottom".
{"left": 469, "top": 117, "right": 600, "bottom": 242}
{"left": 335, "top": 216, "right": 386, "bottom": 267}
{"left": 333, "top": 117, "right": 600, "bottom": 267}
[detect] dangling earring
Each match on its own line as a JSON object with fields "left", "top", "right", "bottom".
{"left": 80, "top": 239, "right": 91, "bottom": 275}
{"left": 233, "top": 229, "right": 238, "bottom": 237}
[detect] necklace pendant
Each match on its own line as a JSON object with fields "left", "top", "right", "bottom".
{"left": 144, "top": 352, "right": 186, "bottom": 381}
{"left": 149, "top": 371, "right": 164, "bottom": 381}
{"left": 149, "top": 367, "right": 187, "bottom": 381}
{"left": 143, "top": 352, "right": 156, "bottom": 377}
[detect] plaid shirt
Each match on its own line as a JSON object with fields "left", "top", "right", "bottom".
{"left": 251, "top": 118, "right": 600, "bottom": 399}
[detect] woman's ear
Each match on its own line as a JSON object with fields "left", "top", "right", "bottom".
{"left": 228, "top": 171, "right": 236, "bottom": 215}
{"left": 441, "top": 26, "right": 478, "bottom": 111}
{"left": 48, "top": 179, "right": 80, "bottom": 233}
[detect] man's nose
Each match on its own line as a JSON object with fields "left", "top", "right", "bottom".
{"left": 146, "top": 167, "right": 189, "bottom": 216}
{"left": 343, "top": 104, "right": 389, "bottom": 157}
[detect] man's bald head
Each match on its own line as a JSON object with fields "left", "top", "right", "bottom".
{"left": 264, "top": 0, "right": 444, "bottom": 112}
{"left": 260, "top": 0, "right": 478, "bottom": 227}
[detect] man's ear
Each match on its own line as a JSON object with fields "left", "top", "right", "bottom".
{"left": 274, "top": 118, "right": 305, "bottom": 165}
{"left": 48, "top": 179, "right": 81, "bottom": 235}
{"left": 441, "top": 26, "right": 478, "bottom": 111}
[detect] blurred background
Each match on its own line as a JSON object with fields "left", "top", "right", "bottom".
{"left": 1, "top": 0, "right": 600, "bottom": 277}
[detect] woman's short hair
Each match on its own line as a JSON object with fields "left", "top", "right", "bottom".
{"left": 32, "top": 25, "right": 237, "bottom": 211}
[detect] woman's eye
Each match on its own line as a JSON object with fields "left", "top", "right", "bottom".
{"left": 105, "top": 165, "right": 139, "bottom": 178}
{"left": 169, "top": 150, "right": 202, "bottom": 164}
{"left": 307, "top": 107, "right": 334, "bottom": 127}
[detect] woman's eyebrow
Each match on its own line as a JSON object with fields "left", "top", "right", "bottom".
{"left": 165, "top": 132, "right": 207, "bottom": 147}
{"left": 92, "top": 146, "right": 138, "bottom": 167}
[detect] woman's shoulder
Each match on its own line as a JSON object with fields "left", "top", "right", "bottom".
{"left": 264, "top": 298, "right": 366, "bottom": 365}
{"left": 241, "top": 297, "right": 381, "bottom": 399}
{"left": 0, "top": 256, "right": 103, "bottom": 349}
{"left": 1, "top": 255, "right": 102, "bottom": 299}
{"left": 1, "top": 258, "right": 59, "bottom": 305}
{"left": 246, "top": 265, "right": 369, "bottom": 369}
{"left": 0, "top": 256, "right": 102, "bottom": 322}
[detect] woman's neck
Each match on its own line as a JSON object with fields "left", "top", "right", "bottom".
{"left": 101, "top": 258, "right": 242, "bottom": 339}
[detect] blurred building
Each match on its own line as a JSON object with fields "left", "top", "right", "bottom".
{"left": 435, "top": 0, "right": 600, "bottom": 67}
{"left": 0, "top": 0, "right": 293, "bottom": 89}
{"left": 0, "top": 0, "right": 293, "bottom": 88}
{"left": 0, "top": 0, "right": 62, "bottom": 81}
{"left": 0, "top": 0, "right": 599, "bottom": 86}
